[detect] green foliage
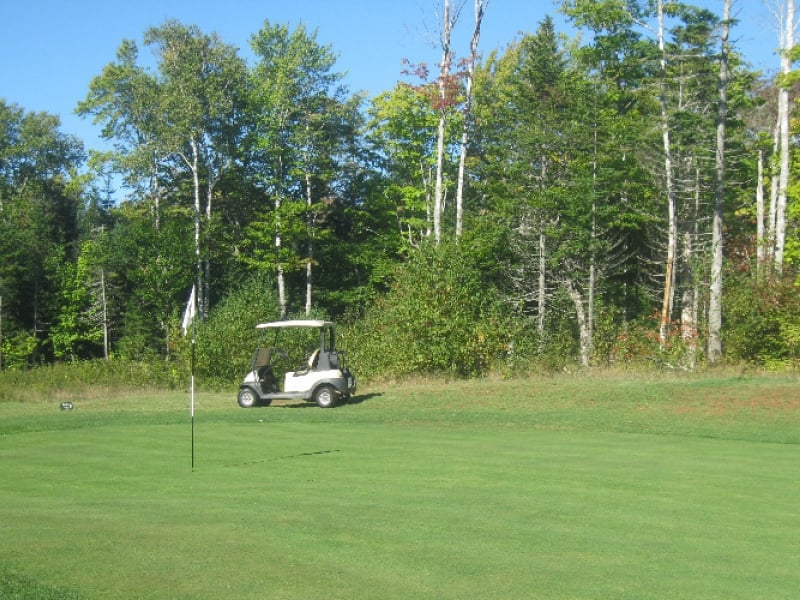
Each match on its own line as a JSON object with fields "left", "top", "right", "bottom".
{"left": 366, "top": 85, "right": 439, "bottom": 247}
{"left": 243, "top": 20, "right": 352, "bottom": 293}
{"left": 723, "top": 272, "right": 800, "bottom": 365}
{"left": 0, "top": 100, "right": 85, "bottom": 364}
{"left": 50, "top": 241, "right": 105, "bottom": 361}
{"left": 0, "top": 331, "right": 38, "bottom": 370}
{"left": 598, "top": 313, "right": 704, "bottom": 370}
{"left": 348, "top": 235, "right": 512, "bottom": 380}
{"left": 181, "top": 273, "right": 282, "bottom": 384}
{"left": 2, "top": 12, "right": 799, "bottom": 379}
{"left": 102, "top": 203, "right": 194, "bottom": 358}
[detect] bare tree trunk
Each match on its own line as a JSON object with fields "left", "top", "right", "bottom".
{"left": 434, "top": 105, "right": 446, "bottom": 245}
{"left": 433, "top": 0, "right": 461, "bottom": 244}
{"left": 305, "top": 171, "right": 313, "bottom": 317}
{"left": 203, "top": 173, "right": 217, "bottom": 323}
{"left": 100, "top": 268, "right": 109, "bottom": 361}
{"left": 537, "top": 225, "right": 546, "bottom": 346}
{"left": 274, "top": 153, "right": 288, "bottom": 318}
{"left": 151, "top": 154, "right": 161, "bottom": 231}
{"left": 587, "top": 103, "right": 599, "bottom": 360}
{"left": 566, "top": 279, "right": 591, "bottom": 368}
{"left": 708, "top": 0, "right": 730, "bottom": 364}
{"left": 455, "top": 0, "right": 486, "bottom": 239}
{"left": 275, "top": 192, "right": 287, "bottom": 318}
{"left": 277, "top": 266, "right": 287, "bottom": 317}
{"left": 657, "top": 0, "right": 677, "bottom": 349}
{"left": 421, "top": 160, "right": 433, "bottom": 242}
{"left": 775, "top": 0, "right": 794, "bottom": 274}
{"left": 768, "top": 118, "right": 780, "bottom": 263}
{"left": 681, "top": 166, "right": 700, "bottom": 370}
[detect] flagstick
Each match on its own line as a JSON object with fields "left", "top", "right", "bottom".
{"left": 191, "top": 331, "right": 196, "bottom": 471}
{"left": 182, "top": 284, "right": 198, "bottom": 471}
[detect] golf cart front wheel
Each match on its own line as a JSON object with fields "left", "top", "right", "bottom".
{"left": 238, "top": 388, "right": 259, "bottom": 408}
{"left": 313, "top": 384, "right": 338, "bottom": 408}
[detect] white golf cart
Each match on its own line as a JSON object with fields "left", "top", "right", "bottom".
{"left": 237, "top": 319, "right": 356, "bottom": 409}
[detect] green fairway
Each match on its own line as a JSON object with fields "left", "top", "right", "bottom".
{"left": 1, "top": 374, "right": 799, "bottom": 599}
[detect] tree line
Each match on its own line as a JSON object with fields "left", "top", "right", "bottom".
{"left": 1, "top": 0, "right": 799, "bottom": 379}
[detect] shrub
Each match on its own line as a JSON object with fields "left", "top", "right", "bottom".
{"left": 347, "top": 239, "right": 513, "bottom": 381}
{"left": 175, "top": 273, "right": 283, "bottom": 385}
{"left": 723, "top": 272, "right": 800, "bottom": 364}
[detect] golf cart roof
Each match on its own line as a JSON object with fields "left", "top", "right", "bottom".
{"left": 256, "top": 319, "right": 334, "bottom": 330}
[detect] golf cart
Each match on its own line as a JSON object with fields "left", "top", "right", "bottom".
{"left": 237, "top": 319, "right": 356, "bottom": 409}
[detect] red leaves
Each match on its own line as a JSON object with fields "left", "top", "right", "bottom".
{"left": 400, "top": 58, "right": 465, "bottom": 112}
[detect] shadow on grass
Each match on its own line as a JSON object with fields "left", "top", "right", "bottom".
{"left": 226, "top": 449, "right": 341, "bottom": 468}
{"left": 343, "top": 392, "right": 382, "bottom": 406}
{"left": 272, "top": 392, "right": 383, "bottom": 409}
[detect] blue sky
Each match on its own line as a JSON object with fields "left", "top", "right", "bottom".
{"left": 0, "top": 0, "right": 782, "bottom": 152}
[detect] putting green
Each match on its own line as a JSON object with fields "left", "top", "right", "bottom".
{"left": 2, "top": 411, "right": 798, "bottom": 599}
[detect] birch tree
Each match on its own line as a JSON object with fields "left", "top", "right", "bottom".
{"left": 143, "top": 22, "right": 247, "bottom": 318}
{"left": 433, "top": 0, "right": 464, "bottom": 244}
{"left": 656, "top": 0, "right": 678, "bottom": 349}
{"left": 474, "top": 18, "right": 619, "bottom": 365}
{"left": 81, "top": 22, "right": 248, "bottom": 319}
{"left": 246, "top": 21, "right": 348, "bottom": 317}
{"left": 472, "top": 25, "right": 566, "bottom": 345}
{"left": 708, "top": 0, "right": 731, "bottom": 363}
{"left": 455, "top": 0, "right": 487, "bottom": 238}
{"left": 771, "top": 0, "right": 796, "bottom": 273}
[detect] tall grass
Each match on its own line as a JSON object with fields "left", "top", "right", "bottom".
{"left": 0, "top": 359, "right": 183, "bottom": 403}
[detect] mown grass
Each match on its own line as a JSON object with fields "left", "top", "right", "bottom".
{"left": 0, "top": 568, "right": 80, "bottom": 599}
{"left": 1, "top": 372, "right": 798, "bottom": 599}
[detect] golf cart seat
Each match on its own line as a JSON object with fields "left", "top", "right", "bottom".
{"left": 289, "top": 349, "right": 320, "bottom": 378}
{"left": 250, "top": 347, "right": 277, "bottom": 392}
{"left": 308, "top": 348, "right": 320, "bottom": 369}
{"left": 317, "top": 350, "right": 340, "bottom": 370}
{"left": 253, "top": 347, "right": 271, "bottom": 369}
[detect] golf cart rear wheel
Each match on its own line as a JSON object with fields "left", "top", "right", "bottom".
{"left": 238, "top": 387, "right": 259, "bottom": 408}
{"left": 313, "top": 384, "right": 338, "bottom": 408}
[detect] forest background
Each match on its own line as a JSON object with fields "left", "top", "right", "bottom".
{"left": 1, "top": 0, "right": 799, "bottom": 386}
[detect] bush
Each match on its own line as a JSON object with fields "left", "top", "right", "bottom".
{"left": 723, "top": 272, "right": 800, "bottom": 365}
{"left": 347, "top": 238, "right": 513, "bottom": 381}
{"left": 175, "top": 273, "right": 283, "bottom": 385}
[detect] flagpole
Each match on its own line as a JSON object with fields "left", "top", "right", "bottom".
{"left": 182, "top": 284, "right": 198, "bottom": 472}
{"left": 191, "top": 330, "right": 195, "bottom": 471}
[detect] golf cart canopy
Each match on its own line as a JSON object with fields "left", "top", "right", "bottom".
{"left": 256, "top": 319, "right": 334, "bottom": 329}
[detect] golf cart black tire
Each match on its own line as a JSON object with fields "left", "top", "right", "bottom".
{"left": 238, "top": 387, "right": 259, "bottom": 408}
{"left": 313, "top": 384, "right": 338, "bottom": 408}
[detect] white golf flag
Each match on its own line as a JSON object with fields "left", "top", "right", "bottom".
{"left": 181, "top": 285, "right": 197, "bottom": 336}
